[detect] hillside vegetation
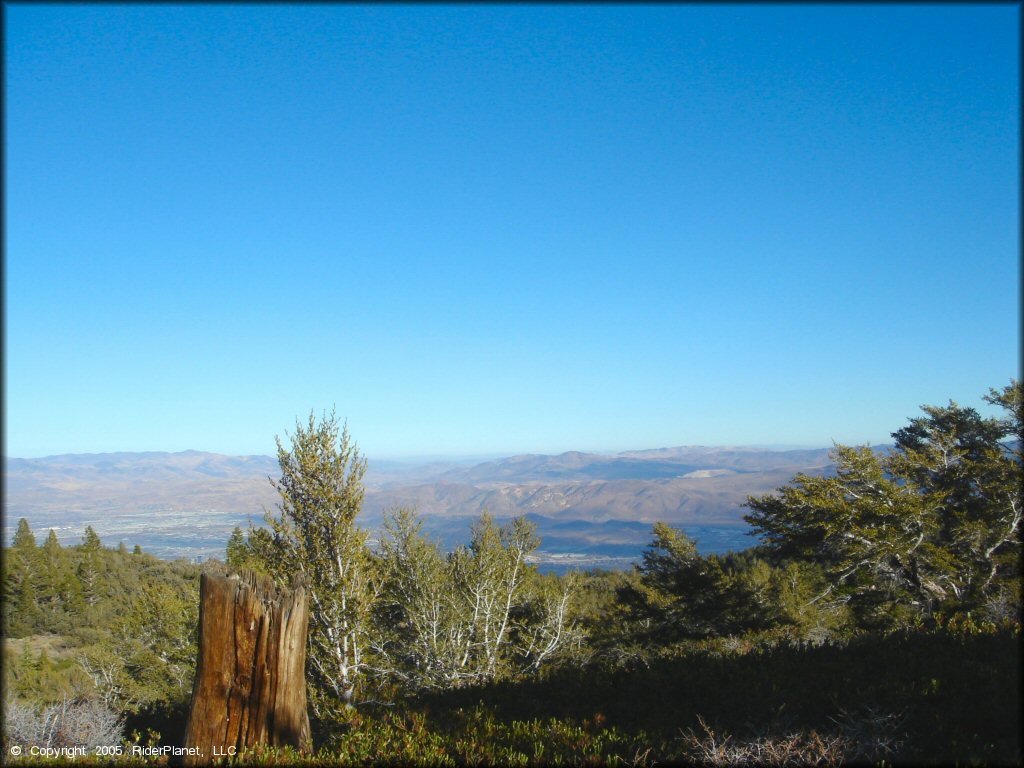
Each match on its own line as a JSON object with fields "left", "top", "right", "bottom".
{"left": 2, "top": 381, "right": 1020, "bottom": 765}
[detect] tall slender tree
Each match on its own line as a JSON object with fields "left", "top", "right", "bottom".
{"left": 258, "top": 411, "right": 379, "bottom": 718}
{"left": 6, "top": 519, "right": 41, "bottom": 635}
{"left": 77, "top": 527, "right": 105, "bottom": 608}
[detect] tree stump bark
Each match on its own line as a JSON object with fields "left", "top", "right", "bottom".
{"left": 183, "top": 569, "right": 311, "bottom": 765}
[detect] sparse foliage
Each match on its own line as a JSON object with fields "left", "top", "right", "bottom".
{"left": 2, "top": 695, "right": 124, "bottom": 752}
{"left": 373, "top": 508, "right": 578, "bottom": 690}
{"left": 253, "top": 410, "right": 380, "bottom": 718}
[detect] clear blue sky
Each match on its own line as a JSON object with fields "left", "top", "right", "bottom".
{"left": 4, "top": 4, "right": 1019, "bottom": 459}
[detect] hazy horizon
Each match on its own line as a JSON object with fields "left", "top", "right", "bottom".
{"left": 6, "top": 441, "right": 871, "bottom": 463}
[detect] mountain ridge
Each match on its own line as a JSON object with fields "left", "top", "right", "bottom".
{"left": 3, "top": 445, "right": 860, "bottom": 561}
{"left": 3, "top": 444, "right": 850, "bottom": 514}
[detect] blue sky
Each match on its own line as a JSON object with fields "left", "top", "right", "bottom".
{"left": 4, "top": 4, "right": 1019, "bottom": 459}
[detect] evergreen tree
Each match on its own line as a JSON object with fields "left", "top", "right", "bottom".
{"left": 10, "top": 575, "right": 40, "bottom": 637}
{"left": 256, "top": 411, "right": 378, "bottom": 718}
{"left": 618, "top": 523, "right": 731, "bottom": 641}
{"left": 225, "top": 525, "right": 269, "bottom": 573}
{"left": 38, "top": 530, "right": 76, "bottom": 630}
{"left": 888, "top": 380, "right": 1022, "bottom": 604}
{"left": 744, "top": 381, "right": 1023, "bottom": 627}
{"left": 7, "top": 519, "right": 41, "bottom": 635}
{"left": 615, "top": 525, "right": 852, "bottom": 643}
{"left": 77, "top": 527, "right": 105, "bottom": 607}
{"left": 14, "top": 518, "right": 37, "bottom": 549}
{"left": 225, "top": 526, "right": 247, "bottom": 567}
{"left": 42, "top": 529, "right": 62, "bottom": 558}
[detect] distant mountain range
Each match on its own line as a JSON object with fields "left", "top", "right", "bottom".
{"left": 360, "top": 447, "right": 836, "bottom": 529}
{"left": 4, "top": 450, "right": 281, "bottom": 516}
{"left": 3, "top": 446, "right": 846, "bottom": 565}
{"left": 432, "top": 446, "right": 838, "bottom": 484}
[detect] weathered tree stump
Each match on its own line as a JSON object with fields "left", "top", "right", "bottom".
{"left": 183, "top": 569, "right": 311, "bottom": 765}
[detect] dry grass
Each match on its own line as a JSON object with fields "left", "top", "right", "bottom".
{"left": 678, "top": 708, "right": 905, "bottom": 766}
{"left": 3, "top": 634, "right": 76, "bottom": 661}
{"left": 3, "top": 696, "right": 124, "bottom": 750}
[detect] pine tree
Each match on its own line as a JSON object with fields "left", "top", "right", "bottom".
{"left": 888, "top": 380, "right": 1022, "bottom": 603}
{"left": 225, "top": 526, "right": 259, "bottom": 570}
{"left": 7, "top": 519, "right": 42, "bottom": 635}
{"left": 77, "top": 526, "right": 105, "bottom": 607}
{"left": 38, "top": 530, "right": 72, "bottom": 629}
{"left": 744, "top": 381, "right": 1023, "bottom": 626}
{"left": 14, "top": 518, "right": 37, "bottom": 549}
{"left": 257, "top": 411, "right": 378, "bottom": 717}
{"left": 617, "top": 523, "right": 731, "bottom": 641}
